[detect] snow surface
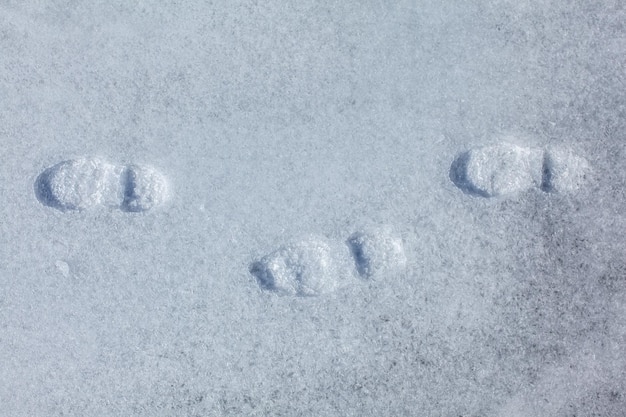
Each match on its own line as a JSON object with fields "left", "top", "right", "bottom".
{"left": 1, "top": 1, "right": 625, "bottom": 416}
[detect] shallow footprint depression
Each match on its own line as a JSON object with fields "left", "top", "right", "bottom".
{"left": 346, "top": 225, "right": 407, "bottom": 280}
{"left": 250, "top": 236, "right": 353, "bottom": 297}
{"left": 35, "top": 157, "right": 124, "bottom": 211}
{"left": 120, "top": 164, "right": 169, "bottom": 212}
{"left": 542, "top": 149, "right": 592, "bottom": 193}
{"left": 450, "top": 143, "right": 543, "bottom": 198}
{"left": 35, "top": 158, "right": 169, "bottom": 212}
{"left": 451, "top": 143, "right": 591, "bottom": 197}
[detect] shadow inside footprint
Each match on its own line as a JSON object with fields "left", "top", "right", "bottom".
{"left": 119, "top": 165, "right": 168, "bottom": 213}
{"left": 540, "top": 152, "right": 554, "bottom": 193}
{"left": 346, "top": 235, "right": 369, "bottom": 278}
{"left": 120, "top": 167, "right": 140, "bottom": 213}
{"left": 34, "top": 166, "right": 66, "bottom": 211}
{"left": 249, "top": 261, "right": 276, "bottom": 291}
{"left": 449, "top": 151, "right": 491, "bottom": 198}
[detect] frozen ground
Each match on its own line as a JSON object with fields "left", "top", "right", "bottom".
{"left": 1, "top": 1, "right": 625, "bottom": 415}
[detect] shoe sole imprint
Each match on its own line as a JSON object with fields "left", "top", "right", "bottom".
{"left": 250, "top": 227, "right": 407, "bottom": 296}
{"left": 450, "top": 144, "right": 591, "bottom": 197}
{"left": 35, "top": 157, "right": 169, "bottom": 212}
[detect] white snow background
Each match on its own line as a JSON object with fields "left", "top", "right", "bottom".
{"left": 1, "top": 0, "right": 625, "bottom": 415}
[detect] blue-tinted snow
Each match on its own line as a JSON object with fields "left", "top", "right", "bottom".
{"left": 0, "top": 1, "right": 625, "bottom": 415}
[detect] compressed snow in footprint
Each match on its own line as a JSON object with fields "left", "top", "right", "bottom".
{"left": 451, "top": 143, "right": 591, "bottom": 197}
{"left": 451, "top": 144, "right": 543, "bottom": 197}
{"left": 35, "top": 157, "right": 125, "bottom": 211}
{"left": 250, "top": 236, "right": 352, "bottom": 296}
{"left": 543, "top": 148, "right": 592, "bottom": 193}
{"left": 347, "top": 225, "right": 407, "bottom": 280}
{"left": 121, "top": 164, "right": 169, "bottom": 212}
{"left": 35, "top": 158, "right": 168, "bottom": 212}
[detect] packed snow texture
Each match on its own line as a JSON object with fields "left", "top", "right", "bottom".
{"left": 120, "top": 164, "right": 169, "bottom": 212}
{"left": 450, "top": 143, "right": 591, "bottom": 197}
{"left": 250, "top": 235, "right": 353, "bottom": 296}
{"left": 347, "top": 225, "right": 407, "bottom": 280}
{"left": 250, "top": 226, "right": 406, "bottom": 296}
{"left": 35, "top": 157, "right": 168, "bottom": 212}
{"left": 1, "top": 0, "right": 625, "bottom": 416}
{"left": 36, "top": 157, "right": 123, "bottom": 210}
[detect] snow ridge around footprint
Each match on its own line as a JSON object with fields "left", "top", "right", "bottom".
{"left": 35, "top": 157, "right": 169, "bottom": 212}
